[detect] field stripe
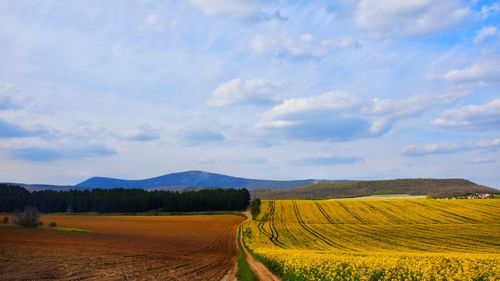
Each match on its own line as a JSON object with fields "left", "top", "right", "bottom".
{"left": 314, "top": 201, "right": 336, "bottom": 224}
{"left": 256, "top": 201, "right": 286, "bottom": 248}
{"left": 292, "top": 200, "right": 352, "bottom": 250}
{"left": 336, "top": 201, "right": 366, "bottom": 224}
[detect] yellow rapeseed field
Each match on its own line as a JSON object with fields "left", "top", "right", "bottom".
{"left": 243, "top": 199, "right": 500, "bottom": 280}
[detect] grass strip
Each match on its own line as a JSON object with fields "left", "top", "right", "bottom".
{"left": 237, "top": 225, "right": 257, "bottom": 281}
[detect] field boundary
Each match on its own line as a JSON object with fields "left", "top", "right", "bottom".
{"left": 240, "top": 211, "right": 282, "bottom": 281}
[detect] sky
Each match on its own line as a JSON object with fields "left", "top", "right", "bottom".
{"left": 0, "top": 0, "right": 499, "bottom": 187}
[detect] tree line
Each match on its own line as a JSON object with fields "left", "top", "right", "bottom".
{"left": 0, "top": 184, "right": 250, "bottom": 213}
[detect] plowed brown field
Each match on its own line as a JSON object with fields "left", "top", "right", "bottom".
{"left": 0, "top": 214, "right": 244, "bottom": 281}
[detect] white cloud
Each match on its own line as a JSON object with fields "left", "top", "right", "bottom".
{"left": 257, "top": 90, "right": 465, "bottom": 141}
{"left": 403, "top": 138, "right": 500, "bottom": 157}
{"left": 474, "top": 26, "right": 497, "bottom": 44}
{"left": 250, "top": 33, "right": 357, "bottom": 59}
{"left": 355, "top": 0, "right": 469, "bottom": 37}
{"left": 121, "top": 124, "right": 161, "bottom": 141}
{"left": 432, "top": 98, "right": 500, "bottom": 131}
{"left": 442, "top": 58, "right": 500, "bottom": 86}
{"left": 207, "top": 78, "right": 284, "bottom": 107}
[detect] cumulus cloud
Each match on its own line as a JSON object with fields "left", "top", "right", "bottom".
{"left": 256, "top": 91, "right": 465, "bottom": 141}
{"left": 121, "top": 124, "right": 161, "bottom": 141}
{"left": 403, "top": 138, "right": 500, "bottom": 157}
{"left": 177, "top": 128, "right": 225, "bottom": 146}
{"left": 474, "top": 26, "right": 497, "bottom": 44}
{"left": 355, "top": 0, "right": 469, "bottom": 37}
{"left": 291, "top": 154, "right": 362, "bottom": 166}
{"left": 207, "top": 78, "right": 283, "bottom": 107}
{"left": 187, "top": 0, "right": 284, "bottom": 21}
{"left": 431, "top": 98, "right": 500, "bottom": 131}
{"left": 10, "top": 144, "right": 116, "bottom": 162}
{"left": 442, "top": 58, "right": 500, "bottom": 86}
{"left": 250, "top": 33, "right": 357, "bottom": 59}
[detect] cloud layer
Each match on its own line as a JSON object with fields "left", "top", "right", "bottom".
{"left": 0, "top": 119, "right": 46, "bottom": 138}
{"left": 11, "top": 144, "right": 116, "bottom": 162}
{"left": 250, "top": 33, "right": 356, "bottom": 59}
{"left": 121, "top": 124, "right": 161, "bottom": 142}
{"left": 0, "top": 1, "right": 499, "bottom": 186}
{"left": 474, "top": 26, "right": 497, "bottom": 44}
{"left": 355, "top": 0, "right": 469, "bottom": 36}
{"left": 177, "top": 128, "right": 225, "bottom": 146}
{"left": 442, "top": 58, "right": 500, "bottom": 86}
{"left": 187, "top": 0, "right": 282, "bottom": 21}
{"left": 292, "top": 155, "right": 362, "bottom": 166}
{"left": 256, "top": 91, "right": 464, "bottom": 141}
{"left": 404, "top": 138, "right": 500, "bottom": 157}
{"left": 432, "top": 98, "right": 500, "bottom": 131}
{"left": 208, "top": 79, "right": 283, "bottom": 107}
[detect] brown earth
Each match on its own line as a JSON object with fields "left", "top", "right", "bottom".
{"left": 0, "top": 214, "right": 244, "bottom": 281}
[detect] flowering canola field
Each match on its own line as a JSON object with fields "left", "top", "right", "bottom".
{"left": 243, "top": 199, "right": 500, "bottom": 280}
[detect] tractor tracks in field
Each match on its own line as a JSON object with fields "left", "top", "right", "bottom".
{"left": 257, "top": 201, "right": 285, "bottom": 248}
{"left": 336, "top": 201, "right": 366, "bottom": 224}
{"left": 293, "top": 200, "right": 346, "bottom": 249}
{"left": 314, "top": 201, "right": 336, "bottom": 224}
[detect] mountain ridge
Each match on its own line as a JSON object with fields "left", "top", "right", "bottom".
{"left": 76, "top": 170, "right": 329, "bottom": 190}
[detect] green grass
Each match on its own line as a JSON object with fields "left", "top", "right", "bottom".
{"left": 56, "top": 227, "right": 91, "bottom": 233}
{"left": 237, "top": 226, "right": 257, "bottom": 281}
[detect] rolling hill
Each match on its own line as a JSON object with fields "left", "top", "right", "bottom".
{"left": 76, "top": 170, "right": 327, "bottom": 190}
{"left": 254, "top": 178, "right": 498, "bottom": 199}
{"left": 3, "top": 172, "right": 497, "bottom": 198}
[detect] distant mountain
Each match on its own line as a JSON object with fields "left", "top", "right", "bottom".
{"left": 0, "top": 183, "right": 76, "bottom": 192}
{"left": 76, "top": 170, "right": 328, "bottom": 190}
{"left": 255, "top": 178, "right": 499, "bottom": 199}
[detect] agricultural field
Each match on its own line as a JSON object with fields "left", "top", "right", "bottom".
{"left": 243, "top": 199, "right": 500, "bottom": 280}
{"left": 0, "top": 214, "right": 244, "bottom": 280}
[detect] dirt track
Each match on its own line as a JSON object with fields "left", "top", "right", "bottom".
{"left": 240, "top": 212, "right": 281, "bottom": 281}
{"left": 0, "top": 214, "right": 244, "bottom": 281}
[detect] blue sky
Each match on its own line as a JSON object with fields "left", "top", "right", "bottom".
{"left": 0, "top": 0, "right": 499, "bottom": 187}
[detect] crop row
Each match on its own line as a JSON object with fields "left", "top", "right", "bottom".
{"left": 244, "top": 199, "right": 500, "bottom": 280}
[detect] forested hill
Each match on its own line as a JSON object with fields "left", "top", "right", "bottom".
{"left": 76, "top": 170, "right": 327, "bottom": 190}
{"left": 255, "top": 178, "right": 498, "bottom": 199}
{"left": 0, "top": 183, "right": 250, "bottom": 213}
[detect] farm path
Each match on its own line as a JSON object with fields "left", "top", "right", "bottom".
{"left": 241, "top": 212, "right": 282, "bottom": 281}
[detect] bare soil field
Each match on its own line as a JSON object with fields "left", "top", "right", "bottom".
{"left": 0, "top": 214, "right": 244, "bottom": 281}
